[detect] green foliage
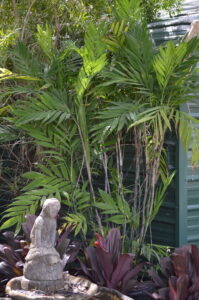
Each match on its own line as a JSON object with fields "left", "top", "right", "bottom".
{"left": 36, "top": 25, "right": 55, "bottom": 62}
{"left": 113, "top": 0, "right": 142, "bottom": 23}
{"left": 0, "top": 24, "right": 107, "bottom": 237}
{"left": 0, "top": 29, "right": 19, "bottom": 65}
{"left": 94, "top": 189, "right": 131, "bottom": 225}
{"left": 0, "top": 0, "right": 197, "bottom": 259}
{"left": 0, "top": 0, "right": 183, "bottom": 43}
{"left": 141, "top": 0, "right": 182, "bottom": 22}
{"left": 75, "top": 23, "right": 107, "bottom": 100}
{"left": 0, "top": 68, "right": 38, "bottom": 81}
{"left": 14, "top": 91, "right": 71, "bottom": 126}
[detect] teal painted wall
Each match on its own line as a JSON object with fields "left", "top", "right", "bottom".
{"left": 149, "top": 0, "right": 199, "bottom": 247}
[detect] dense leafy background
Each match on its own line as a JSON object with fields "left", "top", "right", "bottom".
{"left": 2, "top": 0, "right": 198, "bottom": 259}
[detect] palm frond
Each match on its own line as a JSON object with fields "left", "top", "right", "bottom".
{"left": 36, "top": 25, "right": 55, "bottom": 62}
{"left": 75, "top": 23, "right": 107, "bottom": 101}
{"left": 14, "top": 90, "right": 72, "bottom": 125}
{"left": 0, "top": 125, "right": 19, "bottom": 142}
{"left": 101, "top": 24, "right": 155, "bottom": 94}
{"left": 0, "top": 68, "right": 39, "bottom": 81}
{"left": 113, "top": 0, "right": 142, "bottom": 22}
{"left": 0, "top": 161, "right": 72, "bottom": 231}
{"left": 9, "top": 42, "right": 40, "bottom": 77}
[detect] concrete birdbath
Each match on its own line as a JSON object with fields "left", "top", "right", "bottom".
{"left": 5, "top": 198, "right": 133, "bottom": 300}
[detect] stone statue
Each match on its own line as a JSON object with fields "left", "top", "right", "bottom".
{"left": 21, "top": 198, "right": 64, "bottom": 292}
{"left": 6, "top": 198, "right": 133, "bottom": 299}
{"left": 186, "top": 20, "right": 199, "bottom": 41}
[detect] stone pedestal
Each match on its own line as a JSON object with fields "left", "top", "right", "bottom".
{"left": 6, "top": 274, "right": 134, "bottom": 300}
{"left": 21, "top": 277, "right": 64, "bottom": 293}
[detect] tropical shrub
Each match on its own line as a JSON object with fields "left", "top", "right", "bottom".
{"left": 0, "top": 1, "right": 199, "bottom": 257}
{"left": 150, "top": 245, "right": 199, "bottom": 300}
{"left": 92, "top": 27, "right": 199, "bottom": 252}
{"left": 78, "top": 228, "right": 152, "bottom": 296}
{"left": 0, "top": 0, "right": 183, "bottom": 40}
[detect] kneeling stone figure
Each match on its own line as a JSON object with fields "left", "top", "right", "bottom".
{"left": 6, "top": 197, "right": 133, "bottom": 299}
{"left": 22, "top": 198, "right": 64, "bottom": 292}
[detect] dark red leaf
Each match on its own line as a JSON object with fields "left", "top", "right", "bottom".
{"left": 2, "top": 232, "right": 20, "bottom": 250}
{"left": 122, "top": 262, "right": 146, "bottom": 289}
{"left": 0, "top": 261, "right": 16, "bottom": 278}
{"left": 66, "top": 242, "right": 81, "bottom": 264}
{"left": 78, "top": 258, "right": 92, "bottom": 279}
{"left": 172, "top": 254, "right": 187, "bottom": 277}
{"left": 95, "top": 233, "right": 106, "bottom": 250}
{"left": 148, "top": 269, "right": 166, "bottom": 288}
{"left": 85, "top": 246, "right": 105, "bottom": 285}
{"left": 3, "top": 247, "right": 16, "bottom": 266}
{"left": 124, "top": 280, "right": 155, "bottom": 296}
{"left": 189, "top": 278, "right": 199, "bottom": 293}
{"left": 159, "top": 287, "right": 169, "bottom": 299}
{"left": 106, "top": 228, "right": 121, "bottom": 266}
{"left": 191, "top": 245, "right": 199, "bottom": 277}
{"left": 160, "top": 257, "right": 174, "bottom": 278}
{"left": 173, "top": 245, "right": 193, "bottom": 278}
{"left": 111, "top": 254, "right": 134, "bottom": 289}
{"left": 176, "top": 274, "right": 189, "bottom": 300}
{"left": 96, "top": 248, "right": 113, "bottom": 287}
{"left": 169, "top": 277, "right": 177, "bottom": 300}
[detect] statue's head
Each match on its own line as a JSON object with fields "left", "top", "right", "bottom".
{"left": 41, "top": 198, "right": 61, "bottom": 218}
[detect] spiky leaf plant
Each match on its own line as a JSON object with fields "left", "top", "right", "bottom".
{"left": 150, "top": 245, "right": 199, "bottom": 300}
{"left": 1, "top": 16, "right": 199, "bottom": 257}
{"left": 78, "top": 228, "right": 152, "bottom": 297}
{"left": 0, "top": 23, "right": 107, "bottom": 237}
{"left": 92, "top": 24, "right": 199, "bottom": 251}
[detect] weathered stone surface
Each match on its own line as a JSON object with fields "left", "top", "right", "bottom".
{"left": 23, "top": 198, "right": 64, "bottom": 291}
{"left": 6, "top": 274, "right": 134, "bottom": 300}
{"left": 21, "top": 277, "right": 64, "bottom": 292}
{"left": 186, "top": 20, "right": 199, "bottom": 41}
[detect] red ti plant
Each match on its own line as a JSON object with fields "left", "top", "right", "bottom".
{"left": 0, "top": 231, "right": 28, "bottom": 296}
{"left": 79, "top": 228, "right": 147, "bottom": 296}
{"left": 150, "top": 245, "right": 199, "bottom": 300}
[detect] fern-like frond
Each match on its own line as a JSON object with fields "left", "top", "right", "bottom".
{"left": 93, "top": 101, "right": 166, "bottom": 141}
{"left": 14, "top": 90, "right": 72, "bottom": 125}
{"left": 0, "top": 68, "right": 39, "bottom": 81}
{"left": 113, "top": 0, "right": 142, "bottom": 23}
{"left": 36, "top": 25, "right": 55, "bottom": 62}
{"left": 150, "top": 171, "right": 175, "bottom": 222}
{"left": 9, "top": 42, "right": 40, "bottom": 77}
{"left": 101, "top": 24, "right": 154, "bottom": 94}
{"left": 0, "top": 161, "right": 72, "bottom": 231}
{"left": 75, "top": 23, "right": 107, "bottom": 101}
{"left": 0, "top": 125, "right": 19, "bottom": 142}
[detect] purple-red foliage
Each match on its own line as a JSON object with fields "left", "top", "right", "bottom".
{"left": 79, "top": 228, "right": 147, "bottom": 296}
{"left": 150, "top": 244, "right": 199, "bottom": 300}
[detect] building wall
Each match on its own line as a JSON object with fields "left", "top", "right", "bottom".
{"left": 149, "top": 0, "right": 199, "bottom": 246}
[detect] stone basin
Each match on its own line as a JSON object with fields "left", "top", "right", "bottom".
{"left": 6, "top": 273, "right": 134, "bottom": 300}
